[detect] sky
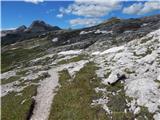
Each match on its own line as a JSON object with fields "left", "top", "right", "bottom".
{"left": 1, "top": 0, "right": 160, "bottom": 30}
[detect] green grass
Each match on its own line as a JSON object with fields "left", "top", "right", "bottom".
{"left": 16, "top": 69, "right": 28, "bottom": 76}
{"left": 1, "top": 47, "right": 44, "bottom": 73}
{"left": 49, "top": 62, "right": 108, "bottom": 120}
{"left": 57, "top": 54, "right": 87, "bottom": 65}
{"left": 58, "top": 69, "right": 71, "bottom": 85}
{"left": 1, "top": 85, "right": 37, "bottom": 120}
{"left": 112, "top": 112, "right": 134, "bottom": 120}
{"left": 1, "top": 76, "right": 20, "bottom": 85}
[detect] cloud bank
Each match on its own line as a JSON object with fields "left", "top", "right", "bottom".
{"left": 70, "top": 18, "right": 101, "bottom": 27}
{"left": 24, "top": 0, "right": 44, "bottom": 4}
{"left": 59, "top": 0, "right": 121, "bottom": 27}
{"left": 123, "top": 1, "right": 160, "bottom": 15}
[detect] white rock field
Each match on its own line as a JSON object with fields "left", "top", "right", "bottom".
{"left": 92, "top": 29, "right": 160, "bottom": 119}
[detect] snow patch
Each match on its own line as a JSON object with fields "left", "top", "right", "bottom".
{"left": 52, "top": 37, "right": 58, "bottom": 42}
{"left": 79, "top": 31, "right": 93, "bottom": 35}
{"left": 58, "top": 50, "right": 82, "bottom": 55}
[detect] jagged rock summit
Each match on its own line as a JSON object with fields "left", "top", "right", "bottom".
{"left": 1, "top": 20, "right": 61, "bottom": 46}
{"left": 27, "top": 20, "right": 61, "bottom": 32}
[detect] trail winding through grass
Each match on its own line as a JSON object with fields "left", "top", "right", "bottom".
{"left": 30, "top": 68, "right": 59, "bottom": 120}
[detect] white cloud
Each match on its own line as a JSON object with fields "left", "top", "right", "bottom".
{"left": 60, "top": 0, "right": 121, "bottom": 17}
{"left": 46, "top": 9, "right": 55, "bottom": 14}
{"left": 56, "top": 14, "right": 63, "bottom": 18}
{"left": 123, "top": 3, "right": 143, "bottom": 14}
{"left": 24, "top": 0, "right": 44, "bottom": 4}
{"left": 123, "top": 1, "right": 160, "bottom": 15}
{"left": 70, "top": 18, "right": 101, "bottom": 27}
{"left": 59, "top": 0, "right": 121, "bottom": 27}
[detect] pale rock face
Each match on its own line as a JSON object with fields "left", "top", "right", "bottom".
{"left": 91, "top": 29, "right": 160, "bottom": 119}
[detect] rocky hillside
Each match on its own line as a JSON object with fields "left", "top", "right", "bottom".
{"left": 1, "top": 14, "right": 160, "bottom": 120}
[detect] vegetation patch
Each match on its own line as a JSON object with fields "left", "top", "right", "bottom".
{"left": 103, "top": 79, "right": 154, "bottom": 120}
{"left": 1, "top": 47, "right": 44, "bottom": 73}
{"left": 140, "top": 36, "right": 153, "bottom": 44}
{"left": 49, "top": 62, "right": 108, "bottom": 120}
{"left": 135, "top": 106, "right": 154, "bottom": 120}
{"left": 16, "top": 70, "right": 28, "bottom": 76}
{"left": 57, "top": 54, "right": 87, "bottom": 65}
{"left": 104, "top": 81, "right": 134, "bottom": 119}
{"left": 1, "top": 85, "right": 37, "bottom": 120}
{"left": 1, "top": 76, "right": 21, "bottom": 85}
{"left": 124, "top": 68, "right": 135, "bottom": 74}
{"left": 133, "top": 48, "right": 152, "bottom": 57}
{"left": 104, "top": 71, "right": 111, "bottom": 79}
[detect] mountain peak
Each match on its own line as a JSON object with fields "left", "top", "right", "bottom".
{"left": 27, "top": 20, "right": 61, "bottom": 32}
{"left": 16, "top": 25, "right": 27, "bottom": 32}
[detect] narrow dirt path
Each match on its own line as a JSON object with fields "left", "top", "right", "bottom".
{"left": 30, "top": 68, "right": 59, "bottom": 120}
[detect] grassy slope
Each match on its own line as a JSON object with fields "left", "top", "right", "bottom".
{"left": 1, "top": 47, "right": 44, "bottom": 73}
{"left": 1, "top": 85, "right": 37, "bottom": 120}
{"left": 49, "top": 62, "right": 108, "bottom": 120}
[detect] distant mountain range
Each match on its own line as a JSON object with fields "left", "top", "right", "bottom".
{"left": 1, "top": 20, "right": 61, "bottom": 46}
{"left": 1, "top": 14, "right": 160, "bottom": 47}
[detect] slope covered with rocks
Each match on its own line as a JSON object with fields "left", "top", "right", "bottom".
{"left": 1, "top": 14, "right": 160, "bottom": 120}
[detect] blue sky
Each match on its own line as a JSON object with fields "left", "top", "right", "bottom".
{"left": 1, "top": 0, "right": 160, "bottom": 30}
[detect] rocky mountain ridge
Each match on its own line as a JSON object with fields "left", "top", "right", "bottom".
{"left": 1, "top": 20, "right": 61, "bottom": 46}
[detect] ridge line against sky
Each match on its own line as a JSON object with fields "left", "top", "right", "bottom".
{"left": 1, "top": 0, "right": 160, "bottom": 30}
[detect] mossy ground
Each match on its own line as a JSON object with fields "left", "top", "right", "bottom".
{"left": 1, "top": 76, "right": 21, "bottom": 85}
